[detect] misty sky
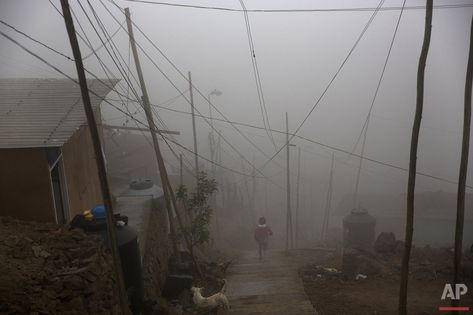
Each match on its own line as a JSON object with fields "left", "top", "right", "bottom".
{"left": 1, "top": 0, "right": 473, "bottom": 223}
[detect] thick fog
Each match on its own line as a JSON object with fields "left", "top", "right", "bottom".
{"left": 1, "top": 0, "right": 473, "bottom": 247}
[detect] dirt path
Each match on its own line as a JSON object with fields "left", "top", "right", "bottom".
{"left": 226, "top": 250, "right": 318, "bottom": 315}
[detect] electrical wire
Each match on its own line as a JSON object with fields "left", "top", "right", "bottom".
{"left": 2, "top": 8, "right": 470, "bottom": 189}
{"left": 70, "top": 1, "right": 154, "bottom": 150}
{"left": 76, "top": 0, "right": 142, "bottom": 100}
{"left": 123, "top": 1, "right": 473, "bottom": 13}
{"left": 0, "top": 28, "right": 260, "bottom": 179}
{"left": 83, "top": 20, "right": 125, "bottom": 60}
{"left": 48, "top": 0, "right": 143, "bottom": 103}
{"left": 347, "top": 0, "right": 407, "bottom": 161}
{"left": 103, "top": 0, "right": 284, "bottom": 171}
{"left": 256, "top": 0, "right": 387, "bottom": 172}
{"left": 238, "top": 0, "right": 277, "bottom": 149}
{"left": 351, "top": 0, "right": 407, "bottom": 208}
{"left": 145, "top": 102, "right": 473, "bottom": 188}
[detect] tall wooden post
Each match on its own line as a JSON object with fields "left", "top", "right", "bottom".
{"left": 353, "top": 115, "right": 370, "bottom": 209}
{"left": 251, "top": 156, "right": 256, "bottom": 223}
{"left": 264, "top": 178, "right": 268, "bottom": 216}
{"left": 399, "top": 1, "right": 432, "bottom": 314}
{"left": 125, "top": 7, "right": 179, "bottom": 260}
{"left": 286, "top": 112, "right": 293, "bottom": 250}
{"left": 453, "top": 14, "right": 473, "bottom": 305}
{"left": 208, "top": 93, "right": 216, "bottom": 177}
{"left": 189, "top": 72, "right": 199, "bottom": 178}
{"left": 179, "top": 154, "right": 183, "bottom": 186}
{"left": 60, "top": 1, "right": 130, "bottom": 313}
{"left": 295, "top": 147, "right": 301, "bottom": 248}
{"left": 241, "top": 160, "right": 253, "bottom": 227}
{"left": 310, "top": 176, "right": 315, "bottom": 242}
{"left": 321, "top": 153, "right": 334, "bottom": 242}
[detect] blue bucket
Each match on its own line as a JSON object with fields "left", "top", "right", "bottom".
{"left": 91, "top": 204, "right": 106, "bottom": 219}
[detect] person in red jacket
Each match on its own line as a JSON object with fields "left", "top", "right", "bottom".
{"left": 254, "top": 217, "right": 273, "bottom": 261}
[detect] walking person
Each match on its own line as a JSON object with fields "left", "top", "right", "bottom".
{"left": 254, "top": 217, "right": 273, "bottom": 261}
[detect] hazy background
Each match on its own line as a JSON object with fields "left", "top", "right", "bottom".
{"left": 1, "top": 0, "right": 472, "bottom": 246}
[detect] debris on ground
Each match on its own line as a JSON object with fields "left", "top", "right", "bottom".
{"left": 355, "top": 273, "right": 367, "bottom": 280}
{"left": 374, "top": 232, "right": 401, "bottom": 254}
{"left": 0, "top": 216, "right": 120, "bottom": 315}
{"left": 301, "top": 232, "right": 473, "bottom": 314}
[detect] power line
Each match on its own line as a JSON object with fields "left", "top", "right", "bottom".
{"left": 1, "top": 10, "right": 210, "bottom": 177}
{"left": 76, "top": 0, "right": 155, "bottom": 154}
{"left": 123, "top": 0, "right": 473, "bottom": 13}
{"left": 70, "top": 4, "right": 140, "bottom": 104}
{"left": 86, "top": 1, "right": 238, "bottom": 177}
{"left": 101, "top": 0, "right": 280, "bottom": 176}
{"left": 48, "top": 0, "right": 143, "bottom": 103}
{"left": 258, "top": 0, "right": 386, "bottom": 171}
{"left": 352, "top": 0, "right": 406, "bottom": 208}
{"left": 83, "top": 20, "right": 125, "bottom": 60}
{"left": 0, "top": 19, "right": 73, "bottom": 61}
{"left": 347, "top": 0, "right": 407, "bottom": 161}
{"left": 103, "top": 0, "right": 284, "bottom": 171}
{"left": 79, "top": 0, "right": 186, "bottom": 177}
{"left": 2, "top": 11, "right": 280, "bottom": 185}
{"left": 76, "top": 0, "right": 141, "bottom": 99}
{"left": 159, "top": 133, "right": 264, "bottom": 178}
{"left": 3, "top": 9, "right": 470, "bottom": 189}
{"left": 105, "top": 0, "right": 277, "bottom": 168}
{"left": 238, "top": 0, "right": 276, "bottom": 149}
{"left": 150, "top": 102, "right": 473, "bottom": 189}
{"left": 70, "top": 1, "right": 154, "bottom": 150}
{"left": 0, "top": 28, "right": 261, "bottom": 179}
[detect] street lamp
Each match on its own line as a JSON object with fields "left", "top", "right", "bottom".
{"left": 208, "top": 89, "right": 222, "bottom": 127}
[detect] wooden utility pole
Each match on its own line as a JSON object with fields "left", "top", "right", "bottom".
{"left": 189, "top": 72, "right": 199, "bottom": 178}
{"left": 60, "top": 1, "right": 130, "bottom": 313}
{"left": 399, "top": 1, "right": 432, "bottom": 314}
{"left": 353, "top": 115, "right": 369, "bottom": 209}
{"left": 321, "top": 153, "right": 335, "bottom": 242}
{"left": 264, "top": 178, "right": 268, "bottom": 216}
{"left": 179, "top": 154, "right": 183, "bottom": 186}
{"left": 241, "top": 160, "right": 253, "bottom": 227}
{"left": 251, "top": 156, "right": 257, "bottom": 223}
{"left": 125, "top": 7, "right": 179, "bottom": 259}
{"left": 285, "top": 112, "right": 293, "bottom": 251}
{"left": 295, "top": 147, "right": 301, "bottom": 248}
{"left": 102, "top": 124, "right": 180, "bottom": 135}
{"left": 453, "top": 14, "right": 473, "bottom": 305}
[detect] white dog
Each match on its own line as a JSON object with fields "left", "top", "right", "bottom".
{"left": 191, "top": 279, "right": 229, "bottom": 311}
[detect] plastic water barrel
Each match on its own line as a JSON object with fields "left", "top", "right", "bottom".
{"left": 70, "top": 214, "right": 144, "bottom": 314}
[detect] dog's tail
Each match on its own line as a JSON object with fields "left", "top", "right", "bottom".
{"left": 220, "top": 279, "right": 227, "bottom": 293}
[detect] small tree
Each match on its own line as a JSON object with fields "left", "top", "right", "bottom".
{"left": 176, "top": 172, "right": 217, "bottom": 268}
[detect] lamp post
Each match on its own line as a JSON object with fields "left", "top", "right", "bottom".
{"left": 208, "top": 89, "right": 222, "bottom": 246}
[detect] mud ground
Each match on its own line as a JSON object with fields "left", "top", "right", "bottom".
{"left": 300, "top": 247, "right": 473, "bottom": 315}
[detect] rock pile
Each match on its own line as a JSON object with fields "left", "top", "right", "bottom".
{"left": 0, "top": 216, "right": 120, "bottom": 315}
{"left": 374, "top": 232, "right": 402, "bottom": 254}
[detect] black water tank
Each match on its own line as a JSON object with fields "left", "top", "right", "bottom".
{"left": 343, "top": 208, "right": 376, "bottom": 251}
{"left": 70, "top": 214, "right": 144, "bottom": 314}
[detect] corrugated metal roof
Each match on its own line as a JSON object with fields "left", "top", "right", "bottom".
{"left": 0, "top": 78, "right": 118, "bottom": 148}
